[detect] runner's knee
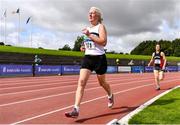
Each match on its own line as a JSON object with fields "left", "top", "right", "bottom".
{"left": 78, "top": 79, "right": 86, "bottom": 88}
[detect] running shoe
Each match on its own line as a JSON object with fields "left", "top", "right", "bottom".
{"left": 65, "top": 108, "right": 79, "bottom": 118}
{"left": 156, "top": 86, "right": 160, "bottom": 90}
{"left": 108, "top": 94, "right": 114, "bottom": 108}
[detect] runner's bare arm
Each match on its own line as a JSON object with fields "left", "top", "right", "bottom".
{"left": 161, "top": 52, "right": 167, "bottom": 70}
{"left": 148, "top": 53, "right": 154, "bottom": 66}
{"left": 83, "top": 24, "right": 107, "bottom": 46}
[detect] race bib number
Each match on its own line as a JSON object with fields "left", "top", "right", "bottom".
{"left": 83, "top": 35, "right": 96, "bottom": 50}
{"left": 85, "top": 41, "right": 96, "bottom": 49}
{"left": 154, "top": 59, "right": 161, "bottom": 64}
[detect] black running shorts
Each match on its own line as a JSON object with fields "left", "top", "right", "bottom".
{"left": 154, "top": 65, "right": 163, "bottom": 71}
{"left": 81, "top": 54, "right": 107, "bottom": 75}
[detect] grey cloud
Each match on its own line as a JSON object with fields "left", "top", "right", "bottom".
{"left": 1, "top": 0, "right": 179, "bottom": 53}
{"left": 2, "top": 0, "right": 178, "bottom": 36}
{"left": 26, "top": 0, "right": 178, "bottom": 36}
{"left": 102, "top": 0, "right": 177, "bottom": 36}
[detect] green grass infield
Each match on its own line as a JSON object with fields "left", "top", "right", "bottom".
{"left": 129, "top": 87, "right": 180, "bottom": 124}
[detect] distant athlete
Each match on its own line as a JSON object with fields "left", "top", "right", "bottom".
{"left": 65, "top": 7, "right": 114, "bottom": 118}
{"left": 148, "top": 44, "right": 167, "bottom": 90}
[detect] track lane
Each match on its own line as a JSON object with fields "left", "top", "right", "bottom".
{"left": 0, "top": 72, "right": 179, "bottom": 124}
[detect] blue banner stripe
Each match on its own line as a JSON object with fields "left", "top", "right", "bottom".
{"left": 35, "top": 65, "right": 61, "bottom": 75}
{"left": 0, "top": 64, "right": 32, "bottom": 75}
{"left": 107, "top": 66, "right": 118, "bottom": 73}
{"left": 61, "top": 65, "right": 81, "bottom": 74}
{"left": 0, "top": 64, "right": 179, "bottom": 76}
{"left": 131, "top": 66, "right": 144, "bottom": 73}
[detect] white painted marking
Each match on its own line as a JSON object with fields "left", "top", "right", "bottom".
{"left": 0, "top": 79, "right": 152, "bottom": 107}
{"left": 11, "top": 83, "right": 154, "bottom": 125}
{"left": 0, "top": 78, "right": 152, "bottom": 96}
{"left": 0, "top": 77, "right": 151, "bottom": 90}
{"left": 106, "top": 119, "right": 118, "bottom": 125}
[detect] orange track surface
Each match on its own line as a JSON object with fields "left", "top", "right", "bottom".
{"left": 0, "top": 72, "right": 179, "bottom": 124}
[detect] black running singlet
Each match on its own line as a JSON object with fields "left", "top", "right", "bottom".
{"left": 153, "top": 51, "right": 163, "bottom": 68}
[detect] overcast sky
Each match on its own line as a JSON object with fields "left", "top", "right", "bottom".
{"left": 0, "top": 0, "right": 180, "bottom": 53}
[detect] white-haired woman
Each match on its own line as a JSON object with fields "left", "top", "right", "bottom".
{"left": 65, "top": 7, "right": 114, "bottom": 118}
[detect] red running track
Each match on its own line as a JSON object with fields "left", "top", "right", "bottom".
{"left": 0, "top": 72, "right": 180, "bottom": 124}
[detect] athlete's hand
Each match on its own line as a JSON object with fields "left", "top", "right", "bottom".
{"left": 162, "top": 66, "right": 165, "bottom": 70}
{"left": 80, "top": 46, "right": 85, "bottom": 52}
{"left": 82, "top": 28, "right": 90, "bottom": 36}
{"left": 148, "top": 63, "right": 151, "bottom": 67}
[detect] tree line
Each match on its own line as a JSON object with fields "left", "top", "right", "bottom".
{"left": 130, "top": 39, "right": 180, "bottom": 57}
{"left": 59, "top": 36, "right": 127, "bottom": 54}
{"left": 60, "top": 37, "right": 180, "bottom": 57}
{"left": 58, "top": 36, "right": 84, "bottom": 51}
{"left": 1, "top": 37, "right": 179, "bottom": 57}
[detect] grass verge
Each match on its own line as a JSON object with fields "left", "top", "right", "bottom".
{"left": 129, "top": 87, "right": 180, "bottom": 124}
{"left": 0, "top": 45, "right": 180, "bottom": 61}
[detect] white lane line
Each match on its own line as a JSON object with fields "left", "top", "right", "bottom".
{"left": 0, "top": 76, "right": 151, "bottom": 88}
{"left": 0, "top": 76, "right": 148, "bottom": 90}
{"left": 0, "top": 77, "right": 153, "bottom": 96}
{"left": 107, "top": 119, "right": 119, "bottom": 125}
{"left": 0, "top": 74, "right": 177, "bottom": 96}
{"left": 0, "top": 75, "right": 124, "bottom": 85}
{"left": 0, "top": 77, "right": 78, "bottom": 84}
{"left": 0, "top": 79, "right": 152, "bottom": 107}
{"left": 116, "top": 85, "right": 180, "bottom": 125}
{"left": 0, "top": 80, "right": 82, "bottom": 90}
{"left": 10, "top": 83, "right": 154, "bottom": 125}
{"left": 0, "top": 78, "right": 79, "bottom": 87}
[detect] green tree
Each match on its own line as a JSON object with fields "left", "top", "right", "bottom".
{"left": 172, "top": 39, "right": 180, "bottom": 57}
{"left": 0, "top": 42, "right": 5, "bottom": 45}
{"left": 73, "top": 36, "right": 84, "bottom": 51}
{"left": 38, "top": 47, "right": 44, "bottom": 49}
{"left": 61, "top": 44, "right": 71, "bottom": 51}
{"left": 130, "top": 39, "right": 179, "bottom": 56}
{"left": 131, "top": 40, "right": 156, "bottom": 55}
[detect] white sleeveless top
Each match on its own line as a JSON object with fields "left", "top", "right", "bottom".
{"left": 84, "top": 24, "right": 105, "bottom": 55}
